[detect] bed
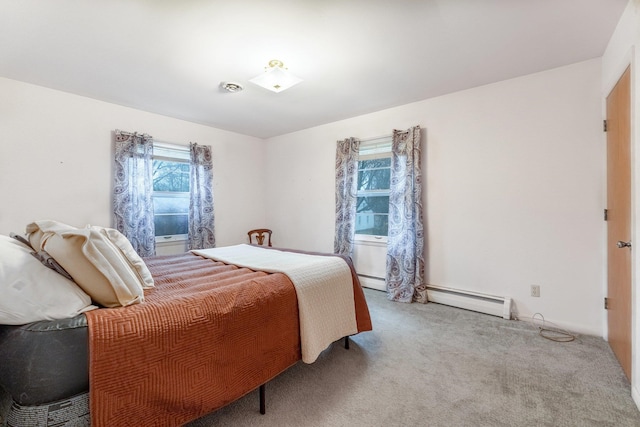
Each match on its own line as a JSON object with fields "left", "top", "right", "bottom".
{"left": 0, "top": 230, "right": 372, "bottom": 427}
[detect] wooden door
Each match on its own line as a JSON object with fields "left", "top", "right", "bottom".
{"left": 607, "top": 66, "right": 632, "bottom": 380}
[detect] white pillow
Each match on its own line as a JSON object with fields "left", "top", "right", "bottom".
{"left": 26, "top": 220, "right": 153, "bottom": 308}
{"left": 0, "top": 235, "right": 96, "bottom": 325}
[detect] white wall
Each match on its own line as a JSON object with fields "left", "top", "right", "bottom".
{"left": 602, "top": 0, "right": 640, "bottom": 410}
{"left": 0, "top": 77, "right": 266, "bottom": 247}
{"left": 265, "top": 58, "right": 605, "bottom": 337}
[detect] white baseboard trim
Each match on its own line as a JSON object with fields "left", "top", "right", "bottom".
{"left": 358, "top": 275, "right": 386, "bottom": 291}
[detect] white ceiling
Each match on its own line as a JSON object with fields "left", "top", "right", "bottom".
{"left": 0, "top": 0, "right": 627, "bottom": 139}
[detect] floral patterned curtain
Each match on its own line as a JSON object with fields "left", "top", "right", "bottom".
{"left": 386, "top": 126, "right": 426, "bottom": 303}
{"left": 188, "top": 142, "right": 215, "bottom": 250}
{"left": 113, "top": 130, "right": 156, "bottom": 257}
{"left": 334, "top": 137, "right": 360, "bottom": 256}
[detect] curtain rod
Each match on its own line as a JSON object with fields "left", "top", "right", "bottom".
{"left": 155, "top": 139, "right": 190, "bottom": 148}
{"left": 116, "top": 129, "right": 153, "bottom": 139}
{"left": 116, "top": 130, "right": 192, "bottom": 148}
{"left": 360, "top": 129, "right": 409, "bottom": 144}
{"left": 360, "top": 134, "right": 391, "bottom": 144}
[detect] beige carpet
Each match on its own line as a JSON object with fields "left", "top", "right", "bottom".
{"left": 188, "top": 288, "right": 640, "bottom": 427}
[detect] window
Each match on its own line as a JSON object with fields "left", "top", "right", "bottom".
{"left": 152, "top": 143, "right": 190, "bottom": 241}
{"left": 356, "top": 138, "right": 391, "bottom": 237}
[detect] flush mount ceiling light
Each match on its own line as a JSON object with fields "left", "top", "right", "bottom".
{"left": 249, "top": 60, "right": 302, "bottom": 93}
{"left": 220, "top": 81, "right": 244, "bottom": 93}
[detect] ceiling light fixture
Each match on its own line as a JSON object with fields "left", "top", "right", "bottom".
{"left": 249, "top": 60, "right": 302, "bottom": 93}
{"left": 220, "top": 82, "right": 244, "bottom": 93}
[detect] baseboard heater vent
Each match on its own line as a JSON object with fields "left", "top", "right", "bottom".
{"left": 358, "top": 275, "right": 387, "bottom": 292}
{"left": 426, "top": 285, "right": 512, "bottom": 320}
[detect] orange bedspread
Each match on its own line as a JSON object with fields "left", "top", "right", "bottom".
{"left": 85, "top": 251, "right": 371, "bottom": 427}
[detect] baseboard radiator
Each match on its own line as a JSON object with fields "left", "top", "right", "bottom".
{"left": 426, "top": 285, "right": 512, "bottom": 320}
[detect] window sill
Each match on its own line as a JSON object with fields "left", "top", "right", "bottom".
{"left": 155, "top": 234, "right": 188, "bottom": 244}
{"left": 354, "top": 234, "right": 387, "bottom": 246}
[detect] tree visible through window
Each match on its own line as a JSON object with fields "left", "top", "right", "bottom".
{"left": 356, "top": 155, "right": 391, "bottom": 236}
{"left": 152, "top": 144, "right": 190, "bottom": 238}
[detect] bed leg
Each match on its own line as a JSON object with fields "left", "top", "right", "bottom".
{"left": 259, "top": 384, "right": 266, "bottom": 415}
{"left": 344, "top": 336, "right": 350, "bottom": 349}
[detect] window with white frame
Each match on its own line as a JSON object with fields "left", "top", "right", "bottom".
{"left": 356, "top": 138, "right": 392, "bottom": 238}
{"left": 152, "top": 143, "right": 190, "bottom": 242}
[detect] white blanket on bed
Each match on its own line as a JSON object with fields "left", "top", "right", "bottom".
{"left": 192, "top": 244, "right": 358, "bottom": 363}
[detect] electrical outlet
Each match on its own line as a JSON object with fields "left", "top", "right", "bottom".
{"left": 531, "top": 285, "right": 540, "bottom": 297}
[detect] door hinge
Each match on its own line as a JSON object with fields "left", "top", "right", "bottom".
{"left": 603, "top": 120, "right": 608, "bottom": 132}
{"left": 604, "top": 209, "right": 608, "bottom": 221}
{"left": 605, "top": 297, "right": 609, "bottom": 310}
